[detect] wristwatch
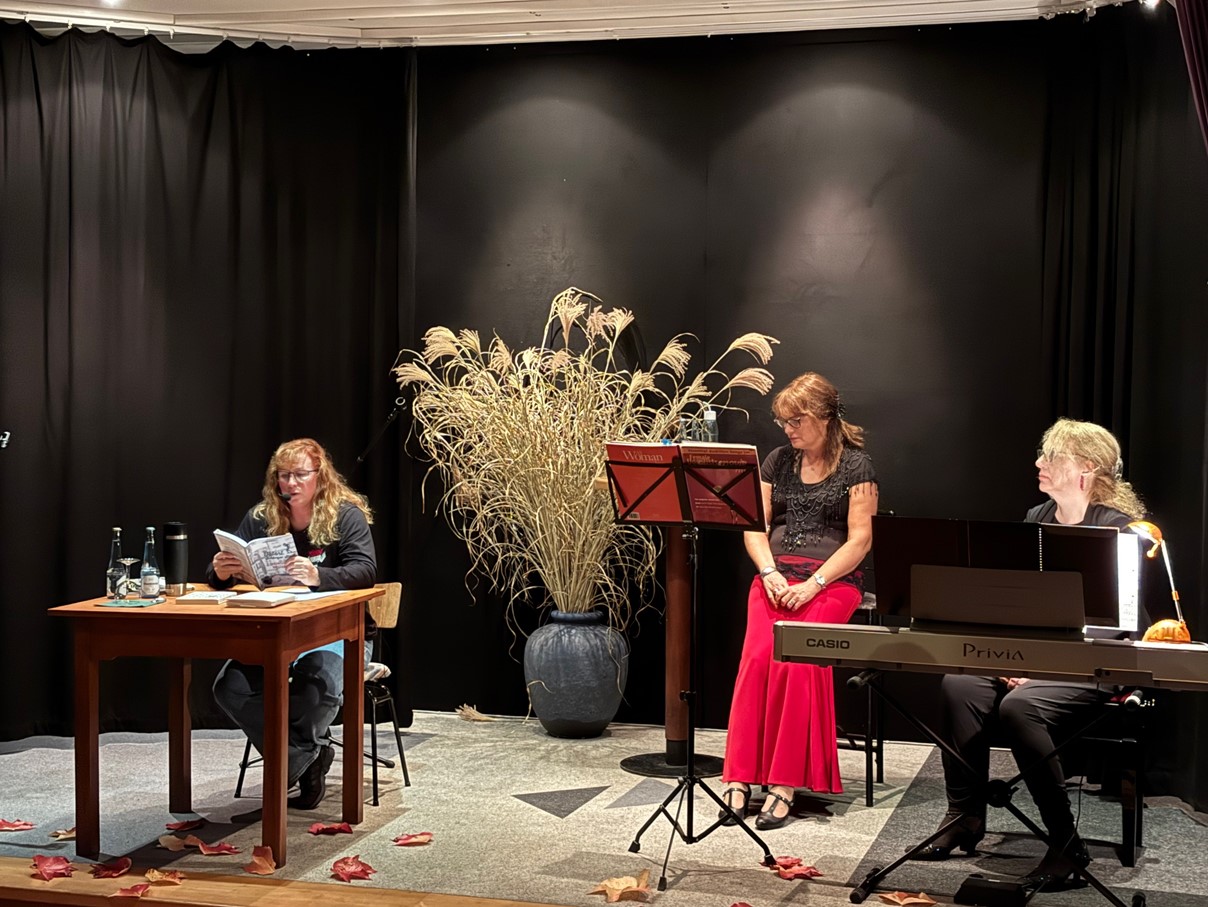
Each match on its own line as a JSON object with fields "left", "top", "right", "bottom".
{"left": 759, "top": 565, "right": 778, "bottom": 578}
{"left": 812, "top": 573, "right": 828, "bottom": 588}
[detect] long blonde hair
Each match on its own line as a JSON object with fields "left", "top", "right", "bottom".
{"left": 1039, "top": 418, "right": 1144, "bottom": 519}
{"left": 772, "top": 372, "right": 865, "bottom": 478}
{"left": 251, "top": 438, "right": 373, "bottom": 546}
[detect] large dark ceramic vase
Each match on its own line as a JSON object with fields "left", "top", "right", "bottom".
{"left": 523, "top": 609, "right": 629, "bottom": 738}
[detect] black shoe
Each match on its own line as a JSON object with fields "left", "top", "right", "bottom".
{"left": 755, "top": 790, "right": 794, "bottom": 830}
{"left": 911, "top": 810, "right": 985, "bottom": 861}
{"left": 718, "top": 785, "right": 751, "bottom": 826}
{"left": 1021, "top": 836, "right": 1090, "bottom": 891}
{"left": 289, "top": 745, "right": 335, "bottom": 810}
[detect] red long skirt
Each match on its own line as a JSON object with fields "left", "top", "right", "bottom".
{"left": 722, "top": 574, "right": 861, "bottom": 792}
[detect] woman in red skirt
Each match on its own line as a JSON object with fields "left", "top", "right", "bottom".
{"left": 720, "top": 372, "right": 878, "bottom": 830}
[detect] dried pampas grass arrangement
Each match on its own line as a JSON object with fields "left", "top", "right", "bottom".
{"left": 395, "top": 288, "right": 777, "bottom": 633}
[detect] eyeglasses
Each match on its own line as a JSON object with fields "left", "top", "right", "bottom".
{"left": 774, "top": 415, "right": 807, "bottom": 430}
{"left": 278, "top": 468, "right": 317, "bottom": 483}
{"left": 1035, "top": 448, "right": 1068, "bottom": 464}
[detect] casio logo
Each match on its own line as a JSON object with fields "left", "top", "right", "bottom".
{"left": 806, "top": 638, "right": 851, "bottom": 650}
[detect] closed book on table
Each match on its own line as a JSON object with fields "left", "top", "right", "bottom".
{"left": 227, "top": 591, "right": 297, "bottom": 608}
{"left": 175, "top": 590, "right": 238, "bottom": 604}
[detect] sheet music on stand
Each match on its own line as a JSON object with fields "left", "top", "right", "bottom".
{"left": 603, "top": 438, "right": 775, "bottom": 887}
{"left": 604, "top": 441, "right": 763, "bottom": 531}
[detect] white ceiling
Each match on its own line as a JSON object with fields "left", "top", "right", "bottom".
{"left": 2, "top": 0, "right": 1135, "bottom": 51}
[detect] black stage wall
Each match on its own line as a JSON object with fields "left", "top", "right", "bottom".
{"left": 3, "top": 5, "right": 1208, "bottom": 805}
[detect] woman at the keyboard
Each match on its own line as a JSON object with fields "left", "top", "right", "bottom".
{"left": 913, "top": 418, "right": 1146, "bottom": 889}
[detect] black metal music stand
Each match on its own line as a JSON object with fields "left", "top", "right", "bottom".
{"left": 605, "top": 443, "right": 777, "bottom": 888}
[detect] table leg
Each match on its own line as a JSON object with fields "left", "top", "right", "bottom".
{"left": 168, "top": 659, "right": 192, "bottom": 813}
{"left": 343, "top": 626, "right": 364, "bottom": 824}
{"left": 73, "top": 635, "right": 100, "bottom": 858}
{"left": 262, "top": 653, "right": 289, "bottom": 866}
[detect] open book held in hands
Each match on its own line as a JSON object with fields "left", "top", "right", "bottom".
{"left": 213, "top": 529, "right": 298, "bottom": 589}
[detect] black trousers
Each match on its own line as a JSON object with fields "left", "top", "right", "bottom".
{"left": 938, "top": 674, "right": 1110, "bottom": 838}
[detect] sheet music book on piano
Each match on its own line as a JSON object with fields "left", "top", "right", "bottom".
{"left": 871, "top": 516, "right": 1139, "bottom": 639}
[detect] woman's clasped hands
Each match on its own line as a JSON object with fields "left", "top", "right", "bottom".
{"left": 761, "top": 570, "right": 820, "bottom": 612}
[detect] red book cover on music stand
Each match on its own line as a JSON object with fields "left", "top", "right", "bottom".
{"left": 606, "top": 441, "right": 763, "bottom": 531}
{"left": 680, "top": 442, "right": 763, "bottom": 530}
{"left": 606, "top": 442, "right": 685, "bottom": 525}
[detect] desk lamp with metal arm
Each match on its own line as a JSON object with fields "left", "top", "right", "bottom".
{"left": 1127, "top": 519, "right": 1191, "bottom": 643}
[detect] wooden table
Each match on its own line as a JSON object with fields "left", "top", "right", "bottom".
{"left": 50, "top": 587, "right": 382, "bottom": 866}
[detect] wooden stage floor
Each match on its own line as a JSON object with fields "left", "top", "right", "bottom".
{"left": 0, "top": 857, "right": 565, "bottom": 907}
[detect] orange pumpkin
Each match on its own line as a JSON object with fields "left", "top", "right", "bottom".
{"left": 1142, "top": 619, "right": 1191, "bottom": 644}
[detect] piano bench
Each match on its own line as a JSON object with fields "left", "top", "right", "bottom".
{"left": 1075, "top": 691, "right": 1151, "bottom": 868}
{"left": 837, "top": 594, "right": 885, "bottom": 808}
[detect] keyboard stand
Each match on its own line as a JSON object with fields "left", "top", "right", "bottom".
{"left": 845, "top": 670, "right": 1145, "bottom": 907}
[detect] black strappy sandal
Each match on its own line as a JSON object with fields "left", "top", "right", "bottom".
{"left": 717, "top": 785, "right": 751, "bottom": 826}
{"left": 755, "top": 790, "right": 794, "bottom": 830}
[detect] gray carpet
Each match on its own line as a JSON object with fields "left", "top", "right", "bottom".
{"left": 850, "top": 747, "right": 1208, "bottom": 907}
{"left": 0, "top": 713, "right": 1205, "bottom": 907}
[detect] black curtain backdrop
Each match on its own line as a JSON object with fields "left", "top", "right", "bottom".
{"left": 411, "top": 7, "right": 1208, "bottom": 804}
{"left": 4, "top": 3, "right": 1208, "bottom": 807}
{"left": 0, "top": 24, "right": 415, "bottom": 736}
{"left": 1178, "top": 0, "right": 1208, "bottom": 157}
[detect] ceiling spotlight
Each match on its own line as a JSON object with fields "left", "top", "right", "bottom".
{"left": 1142, "top": 0, "right": 1161, "bottom": 8}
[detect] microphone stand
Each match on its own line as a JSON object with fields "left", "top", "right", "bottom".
{"left": 353, "top": 397, "right": 408, "bottom": 474}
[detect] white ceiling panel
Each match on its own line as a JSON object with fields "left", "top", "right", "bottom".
{"left": 1, "top": 0, "right": 1126, "bottom": 50}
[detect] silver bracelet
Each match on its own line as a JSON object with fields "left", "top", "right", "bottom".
{"left": 759, "top": 565, "right": 778, "bottom": 578}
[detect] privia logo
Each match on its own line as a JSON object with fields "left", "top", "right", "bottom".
{"left": 806, "top": 638, "right": 851, "bottom": 650}
{"left": 962, "top": 642, "right": 1024, "bottom": 661}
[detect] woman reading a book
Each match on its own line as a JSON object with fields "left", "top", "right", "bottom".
{"left": 208, "top": 437, "right": 377, "bottom": 810}
{"left": 912, "top": 418, "right": 1146, "bottom": 890}
{"left": 720, "top": 372, "right": 878, "bottom": 830}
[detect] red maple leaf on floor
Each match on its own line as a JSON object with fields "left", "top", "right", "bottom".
{"left": 331, "top": 855, "right": 376, "bottom": 882}
{"left": 1, "top": 819, "right": 36, "bottom": 832}
{"left": 91, "top": 857, "right": 132, "bottom": 878}
{"left": 110, "top": 883, "right": 150, "bottom": 898}
{"left": 31, "top": 855, "right": 74, "bottom": 880}
{"left": 769, "top": 855, "right": 823, "bottom": 880}
{"left": 879, "top": 892, "right": 938, "bottom": 905}
{"left": 309, "top": 821, "right": 353, "bottom": 835}
{"left": 165, "top": 818, "right": 206, "bottom": 831}
{"left": 392, "top": 832, "right": 434, "bottom": 846}
{"left": 196, "top": 840, "right": 241, "bottom": 855}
